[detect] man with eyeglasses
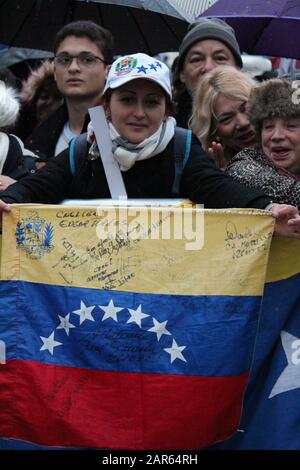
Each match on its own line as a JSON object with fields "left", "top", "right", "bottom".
{"left": 25, "top": 20, "right": 114, "bottom": 160}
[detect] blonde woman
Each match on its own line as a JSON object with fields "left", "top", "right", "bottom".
{"left": 190, "top": 65, "right": 257, "bottom": 168}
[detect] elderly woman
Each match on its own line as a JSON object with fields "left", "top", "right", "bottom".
{"left": 0, "top": 53, "right": 299, "bottom": 239}
{"left": 227, "top": 79, "right": 300, "bottom": 208}
{"left": 190, "top": 65, "right": 257, "bottom": 168}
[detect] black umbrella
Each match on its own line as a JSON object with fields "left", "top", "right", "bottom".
{"left": 0, "top": 46, "right": 54, "bottom": 85}
{"left": 0, "top": 46, "right": 54, "bottom": 86}
{"left": 0, "top": 46, "right": 53, "bottom": 67}
{"left": 0, "top": 0, "right": 188, "bottom": 55}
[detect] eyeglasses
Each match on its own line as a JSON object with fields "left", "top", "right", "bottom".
{"left": 54, "top": 52, "right": 106, "bottom": 68}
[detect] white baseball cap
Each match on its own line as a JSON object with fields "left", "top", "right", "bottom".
{"left": 103, "top": 53, "right": 171, "bottom": 98}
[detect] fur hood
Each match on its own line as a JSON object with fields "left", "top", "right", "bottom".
{"left": 19, "top": 60, "right": 58, "bottom": 104}
{"left": 248, "top": 78, "right": 300, "bottom": 133}
{"left": 0, "top": 81, "right": 19, "bottom": 128}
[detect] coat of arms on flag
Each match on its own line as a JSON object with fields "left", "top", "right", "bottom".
{"left": 15, "top": 210, "right": 54, "bottom": 259}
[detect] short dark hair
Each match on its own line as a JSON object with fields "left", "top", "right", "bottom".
{"left": 54, "top": 20, "right": 114, "bottom": 65}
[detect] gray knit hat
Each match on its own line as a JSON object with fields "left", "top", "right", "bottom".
{"left": 177, "top": 18, "right": 242, "bottom": 72}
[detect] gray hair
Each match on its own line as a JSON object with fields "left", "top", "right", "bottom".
{"left": 0, "top": 81, "right": 20, "bottom": 128}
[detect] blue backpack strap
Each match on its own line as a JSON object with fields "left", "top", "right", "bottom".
{"left": 69, "top": 133, "right": 88, "bottom": 175}
{"left": 69, "top": 137, "right": 77, "bottom": 175}
{"left": 172, "top": 127, "right": 192, "bottom": 194}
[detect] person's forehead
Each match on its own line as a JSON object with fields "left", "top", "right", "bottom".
{"left": 215, "top": 94, "right": 244, "bottom": 113}
{"left": 56, "top": 35, "right": 102, "bottom": 55}
{"left": 264, "top": 116, "right": 300, "bottom": 123}
{"left": 187, "top": 39, "right": 233, "bottom": 56}
{"left": 115, "top": 79, "right": 165, "bottom": 94}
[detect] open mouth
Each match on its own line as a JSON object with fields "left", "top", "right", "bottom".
{"left": 271, "top": 147, "right": 291, "bottom": 159}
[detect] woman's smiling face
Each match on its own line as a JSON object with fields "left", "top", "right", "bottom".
{"left": 106, "top": 79, "right": 167, "bottom": 143}
{"left": 261, "top": 116, "right": 300, "bottom": 175}
{"left": 214, "top": 93, "right": 256, "bottom": 154}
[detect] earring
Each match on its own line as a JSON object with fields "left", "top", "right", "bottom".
{"left": 215, "top": 136, "right": 221, "bottom": 143}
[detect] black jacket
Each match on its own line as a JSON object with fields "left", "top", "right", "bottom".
{"left": 0, "top": 134, "right": 271, "bottom": 209}
{"left": 25, "top": 103, "right": 89, "bottom": 161}
{"left": 2, "top": 135, "right": 37, "bottom": 180}
{"left": 174, "top": 90, "right": 193, "bottom": 129}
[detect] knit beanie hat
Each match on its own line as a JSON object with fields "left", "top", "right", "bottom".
{"left": 177, "top": 18, "right": 242, "bottom": 72}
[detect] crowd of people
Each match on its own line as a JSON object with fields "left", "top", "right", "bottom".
{"left": 0, "top": 17, "right": 300, "bottom": 452}
{"left": 0, "top": 18, "right": 299, "bottom": 237}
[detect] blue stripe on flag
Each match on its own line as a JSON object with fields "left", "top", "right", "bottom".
{"left": 0, "top": 280, "right": 260, "bottom": 376}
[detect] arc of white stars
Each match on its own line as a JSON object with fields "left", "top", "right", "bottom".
{"left": 99, "top": 299, "right": 123, "bottom": 322}
{"left": 40, "top": 298, "right": 188, "bottom": 366}
{"left": 127, "top": 305, "right": 149, "bottom": 328}
{"left": 56, "top": 313, "right": 76, "bottom": 336}
{"left": 40, "top": 332, "right": 62, "bottom": 355}
{"left": 164, "top": 339, "right": 187, "bottom": 363}
{"left": 148, "top": 317, "right": 171, "bottom": 341}
{"left": 72, "top": 300, "right": 95, "bottom": 324}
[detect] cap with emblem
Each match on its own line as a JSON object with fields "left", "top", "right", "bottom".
{"left": 103, "top": 53, "right": 171, "bottom": 98}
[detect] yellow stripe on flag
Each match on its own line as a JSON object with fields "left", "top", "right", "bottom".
{"left": 266, "top": 237, "right": 300, "bottom": 283}
{"left": 1, "top": 205, "right": 274, "bottom": 296}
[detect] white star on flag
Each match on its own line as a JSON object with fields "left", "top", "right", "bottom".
{"left": 269, "top": 330, "right": 300, "bottom": 398}
{"left": 100, "top": 299, "right": 123, "bottom": 322}
{"left": 164, "top": 339, "right": 187, "bottom": 363}
{"left": 40, "top": 332, "right": 62, "bottom": 355}
{"left": 72, "top": 300, "right": 95, "bottom": 324}
{"left": 127, "top": 305, "right": 149, "bottom": 328}
{"left": 148, "top": 318, "right": 172, "bottom": 341}
{"left": 57, "top": 313, "right": 76, "bottom": 336}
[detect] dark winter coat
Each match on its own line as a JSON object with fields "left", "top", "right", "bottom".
{"left": 174, "top": 90, "right": 193, "bottom": 129}
{"left": 2, "top": 135, "right": 38, "bottom": 180}
{"left": 227, "top": 146, "right": 300, "bottom": 209}
{"left": 0, "top": 134, "right": 271, "bottom": 209}
{"left": 25, "top": 103, "right": 89, "bottom": 161}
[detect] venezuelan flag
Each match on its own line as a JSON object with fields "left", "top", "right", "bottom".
{"left": 0, "top": 205, "right": 274, "bottom": 450}
{"left": 214, "top": 237, "right": 300, "bottom": 450}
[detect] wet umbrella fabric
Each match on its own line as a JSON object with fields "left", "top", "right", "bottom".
{"left": 198, "top": 0, "right": 300, "bottom": 59}
{"left": 0, "top": 47, "right": 53, "bottom": 68}
{"left": 0, "top": 0, "right": 188, "bottom": 55}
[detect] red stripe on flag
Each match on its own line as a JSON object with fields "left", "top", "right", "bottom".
{"left": 0, "top": 360, "right": 248, "bottom": 449}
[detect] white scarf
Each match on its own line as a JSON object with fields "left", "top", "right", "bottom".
{"left": 87, "top": 117, "right": 176, "bottom": 171}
